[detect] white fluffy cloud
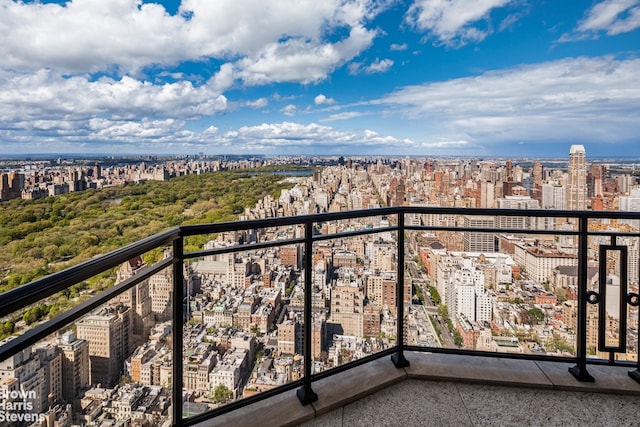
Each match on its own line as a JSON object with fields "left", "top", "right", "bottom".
{"left": 0, "top": 0, "right": 184, "bottom": 74}
{"left": 377, "top": 56, "right": 640, "bottom": 144}
{"left": 575, "top": 0, "right": 640, "bottom": 36}
{"left": 0, "top": 0, "right": 382, "bottom": 84}
{"left": 88, "top": 118, "right": 189, "bottom": 141}
{"left": 218, "top": 122, "right": 410, "bottom": 151}
{"left": 245, "top": 98, "right": 269, "bottom": 109}
{"left": 390, "top": 43, "right": 408, "bottom": 51}
{"left": 233, "top": 24, "right": 376, "bottom": 86}
{"left": 0, "top": 0, "right": 387, "bottom": 152}
{"left": 314, "top": 94, "right": 336, "bottom": 105}
{"left": 366, "top": 58, "right": 394, "bottom": 73}
{"left": 280, "top": 105, "right": 298, "bottom": 116}
{"left": 406, "top": 0, "right": 513, "bottom": 46}
{"left": 1, "top": 1, "right": 637, "bottom": 155}
{"left": 348, "top": 58, "right": 394, "bottom": 75}
{"left": 0, "top": 113, "right": 412, "bottom": 154}
{"left": 0, "top": 70, "right": 227, "bottom": 123}
{"left": 558, "top": 1, "right": 640, "bottom": 42}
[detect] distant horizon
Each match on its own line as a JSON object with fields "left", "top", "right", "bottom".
{"left": 3, "top": 151, "right": 640, "bottom": 164}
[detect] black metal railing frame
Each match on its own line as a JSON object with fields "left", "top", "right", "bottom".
{"left": 1, "top": 206, "right": 640, "bottom": 425}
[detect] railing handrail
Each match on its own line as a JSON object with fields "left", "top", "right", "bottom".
{"left": 4, "top": 206, "right": 640, "bottom": 319}
{"left": 1, "top": 205, "right": 639, "bottom": 426}
{"left": 0, "top": 227, "right": 181, "bottom": 319}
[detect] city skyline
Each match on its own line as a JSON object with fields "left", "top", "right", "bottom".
{"left": 1, "top": 1, "right": 640, "bottom": 157}
{"left": 2, "top": 142, "right": 640, "bottom": 424}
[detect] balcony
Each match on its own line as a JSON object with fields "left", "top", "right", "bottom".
{"left": 1, "top": 207, "right": 639, "bottom": 426}
{"left": 206, "top": 352, "right": 640, "bottom": 426}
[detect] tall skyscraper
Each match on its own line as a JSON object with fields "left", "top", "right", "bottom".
{"left": 532, "top": 161, "right": 544, "bottom": 187}
{"left": 567, "top": 145, "right": 587, "bottom": 210}
{"left": 587, "top": 164, "right": 603, "bottom": 198}
{"left": 58, "top": 331, "right": 90, "bottom": 407}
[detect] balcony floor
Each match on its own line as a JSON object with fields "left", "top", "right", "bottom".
{"left": 200, "top": 352, "right": 640, "bottom": 427}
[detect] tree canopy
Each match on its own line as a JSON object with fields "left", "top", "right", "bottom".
{"left": 0, "top": 170, "right": 294, "bottom": 294}
{"left": 213, "top": 384, "right": 234, "bottom": 403}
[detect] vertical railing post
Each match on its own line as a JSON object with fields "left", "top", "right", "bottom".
{"left": 391, "top": 211, "right": 409, "bottom": 368}
{"left": 297, "top": 221, "right": 318, "bottom": 405}
{"left": 172, "top": 237, "right": 185, "bottom": 425}
{"left": 569, "top": 215, "right": 594, "bottom": 382}
{"left": 628, "top": 237, "right": 640, "bottom": 383}
{"left": 630, "top": 291, "right": 640, "bottom": 382}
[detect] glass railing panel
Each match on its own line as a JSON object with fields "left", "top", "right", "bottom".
{"left": 2, "top": 207, "right": 640, "bottom": 427}
{"left": 407, "top": 223, "right": 581, "bottom": 356}
{"left": 314, "top": 213, "right": 397, "bottom": 238}
{"left": 0, "top": 263, "right": 175, "bottom": 426}
{"left": 495, "top": 214, "right": 577, "bottom": 234}
{"left": 182, "top": 221, "right": 306, "bottom": 259}
{"left": 0, "top": 242, "right": 176, "bottom": 348}
{"left": 181, "top": 242, "right": 302, "bottom": 419}
{"left": 585, "top": 225, "right": 639, "bottom": 363}
{"left": 316, "top": 229, "right": 399, "bottom": 371}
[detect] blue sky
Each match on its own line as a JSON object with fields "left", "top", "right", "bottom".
{"left": 1, "top": 0, "right": 639, "bottom": 158}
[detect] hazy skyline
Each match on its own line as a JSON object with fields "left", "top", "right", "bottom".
{"left": 1, "top": 0, "right": 639, "bottom": 157}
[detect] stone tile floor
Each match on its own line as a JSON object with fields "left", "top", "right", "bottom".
{"left": 298, "top": 378, "right": 639, "bottom": 427}
{"left": 200, "top": 352, "right": 640, "bottom": 427}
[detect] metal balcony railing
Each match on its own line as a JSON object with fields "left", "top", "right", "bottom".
{"left": 1, "top": 206, "right": 639, "bottom": 426}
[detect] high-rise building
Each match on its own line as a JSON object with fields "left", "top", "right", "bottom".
{"left": 479, "top": 181, "right": 495, "bottom": 208}
{"left": 363, "top": 305, "right": 381, "bottom": 337}
{"left": 148, "top": 255, "right": 174, "bottom": 321}
{"left": 311, "top": 315, "right": 327, "bottom": 359}
{"left": 542, "top": 182, "right": 566, "bottom": 209}
{"left": 0, "top": 341, "right": 47, "bottom": 414}
{"left": 35, "top": 343, "right": 62, "bottom": 412}
{"left": 277, "top": 319, "right": 302, "bottom": 356}
{"left": 567, "top": 145, "right": 587, "bottom": 210}
{"left": 279, "top": 247, "right": 299, "bottom": 268}
{"left": 532, "top": 161, "right": 544, "bottom": 187}
{"left": 505, "top": 160, "right": 513, "bottom": 181}
{"left": 57, "top": 331, "right": 90, "bottom": 407}
{"left": 330, "top": 285, "right": 364, "bottom": 337}
{"left": 76, "top": 305, "right": 133, "bottom": 387}
{"left": 364, "top": 273, "right": 408, "bottom": 316}
{"left": 463, "top": 216, "right": 496, "bottom": 253}
{"left": 278, "top": 313, "right": 326, "bottom": 359}
{"left": 496, "top": 195, "right": 540, "bottom": 230}
{"left": 617, "top": 173, "right": 635, "bottom": 194}
{"left": 115, "top": 257, "right": 153, "bottom": 346}
{"left": 0, "top": 172, "right": 24, "bottom": 201}
{"left": 587, "top": 164, "right": 603, "bottom": 198}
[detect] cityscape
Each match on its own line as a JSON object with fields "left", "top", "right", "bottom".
{"left": 2, "top": 1, "right": 640, "bottom": 425}
{"left": 0, "top": 145, "right": 639, "bottom": 426}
